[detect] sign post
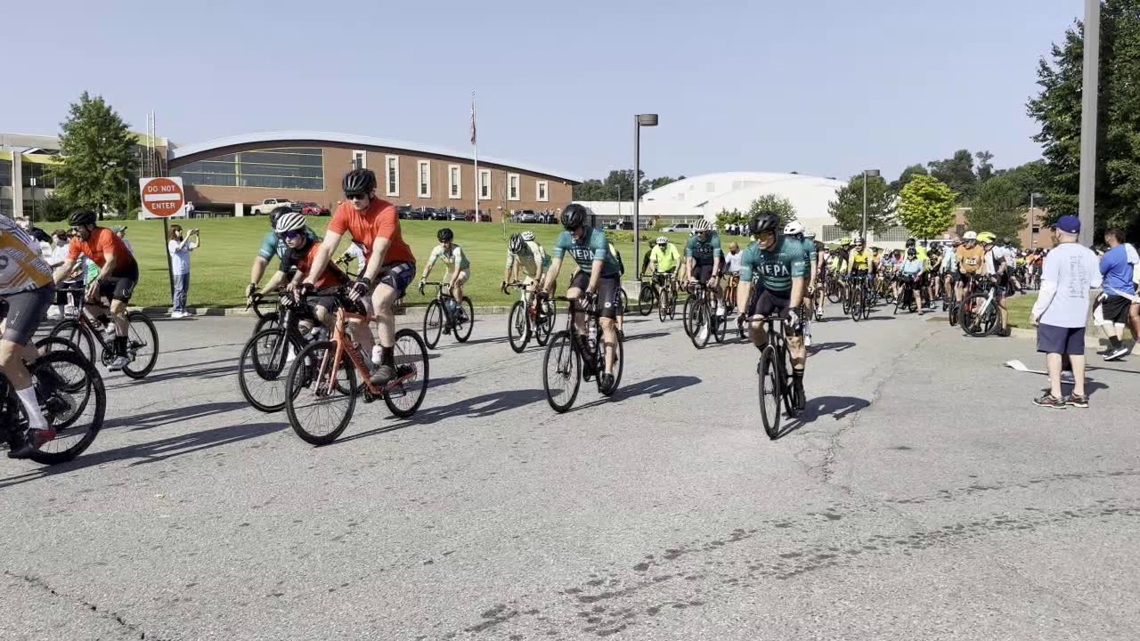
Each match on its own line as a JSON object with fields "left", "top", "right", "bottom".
{"left": 139, "top": 177, "right": 186, "bottom": 304}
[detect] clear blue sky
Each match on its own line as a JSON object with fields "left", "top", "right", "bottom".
{"left": 1, "top": 0, "right": 1081, "bottom": 182}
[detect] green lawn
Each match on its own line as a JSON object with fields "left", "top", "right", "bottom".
{"left": 1007, "top": 292, "right": 1036, "bottom": 329}
{"left": 119, "top": 218, "right": 726, "bottom": 309}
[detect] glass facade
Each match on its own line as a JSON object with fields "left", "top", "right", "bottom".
{"left": 22, "top": 161, "right": 57, "bottom": 189}
{"left": 172, "top": 147, "right": 324, "bottom": 190}
{"left": 0, "top": 159, "right": 11, "bottom": 187}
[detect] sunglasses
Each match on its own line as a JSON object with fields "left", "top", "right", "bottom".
{"left": 278, "top": 230, "right": 303, "bottom": 240}
{"left": 345, "top": 193, "right": 369, "bottom": 201}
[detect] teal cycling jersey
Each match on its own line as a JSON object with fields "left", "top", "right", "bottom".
{"left": 553, "top": 227, "right": 621, "bottom": 277}
{"left": 801, "top": 238, "right": 818, "bottom": 265}
{"left": 257, "top": 229, "right": 321, "bottom": 262}
{"left": 739, "top": 236, "right": 807, "bottom": 293}
{"left": 685, "top": 232, "right": 723, "bottom": 266}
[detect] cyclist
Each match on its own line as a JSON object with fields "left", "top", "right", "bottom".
{"left": 1, "top": 215, "right": 58, "bottom": 457}
{"left": 898, "top": 247, "right": 927, "bottom": 313}
{"left": 541, "top": 204, "right": 622, "bottom": 391}
{"left": 736, "top": 212, "right": 808, "bottom": 409}
{"left": 845, "top": 237, "right": 874, "bottom": 305}
{"left": 503, "top": 231, "right": 550, "bottom": 295}
{"left": 784, "top": 222, "right": 819, "bottom": 346}
{"left": 941, "top": 240, "right": 960, "bottom": 304}
{"left": 955, "top": 231, "right": 985, "bottom": 303}
{"left": 260, "top": 212, "right": 350, "bottom": 333}
{"left": 647, "top": 236, "right": 682, "bottom": 304}
{"left": 605, "top": 235, "right": 627, "bottom": 338}
{"left": 420, "top": 228, "right": 471, "bottom": 324}
{"left": 979, "top": 231, "right": 1012, "bottom": 337}
{"left": 247, "top": 209, "right": 320, "bottom": 304}
{"left": 52, "top": 210, "right": 138, "bottom": 371}
{"left": 303, "top": 168, "right": 417, "bottom": 385}
{"left": 685, "top": 219, "right": 725, "bottom": 318}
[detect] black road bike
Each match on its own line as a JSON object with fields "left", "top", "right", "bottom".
{"left": 503, "top": 281, "right": 557, "bottom": 353}
{"left": 421, "top": 281, "right": 474, "bottom": 348}
{"left": 541, "top": 294, "right": 624, "bottom": 413}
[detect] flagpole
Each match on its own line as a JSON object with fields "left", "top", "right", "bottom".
{"left": 471, "top": 91, "right": 479, "bottom": 222}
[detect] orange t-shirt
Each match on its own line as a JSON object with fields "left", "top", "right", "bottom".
{"left": 956, "top": 245, "right": 985, "bottom": 274}
{"left": 328, "top": 198, "right": 415, "bottom": 265}
{"left": 68, "top": 227, "right": 136, "bottom": 271}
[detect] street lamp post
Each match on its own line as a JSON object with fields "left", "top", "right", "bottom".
{"left": 1078, "top": 0, "right": 1101, "bottom": 247}
{"left": 634, "top": 114, "right": 658, "bottom": 271}
{"left": 861, "top": 169, "right": 880, "bottom": 241}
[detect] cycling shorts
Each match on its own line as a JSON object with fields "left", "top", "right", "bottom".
{"left": 2, "top": 286, "right": 54, "bottom": 345}
{"left": 747, "top": 287, "right": 803, "bottom": 336}
{"left": 377, "top": 262, "right": 416, "bottom": 298}
{"left": 570, "top": 271, "right": 621, "bottom": 320}
{"left": 96, "top": 263, "right": 139, "bottom": 304}
{"left": 453, "top": 269, "right": 470, "bottom": 286}
{"left": 692, "top": 263, "right": 715, "bottom": 283}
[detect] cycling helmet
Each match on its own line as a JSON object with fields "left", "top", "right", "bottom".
{"left": 906, "top": 247, "right": 917, "bottom": 257}
{"left": 342, "top": 168, "right": 377, "bottom": 195}
{"left": 694, "top": 219, "right": 715, "bottom": 233}
{"left": 962, "top": 231, "right": 978, "bottom": 241}
{"left": 804, "top": 229, "right": 816, "bottom": 239}
{"left": 68, "top": 210, "right": 97, "bottom": 227}
{"left": 748, "top": 212, "right": 780, "bottom": 236}
{"left": 905, "top": 237, "right": 916, "bottom": 247}
{"left": 977, "top": 231, "right": 996, "bottom": 244}
{"left": 656, "top": 236, "right": 668, "bottom": 245}
{"left": 275, "top": 212, "right": 307, "bottom": 234}
{"left": 508, "top": 233, "right": 524, "bottom": 253}
{"left": 520, "top": 230, "right": 535, "bottom": 242}
{"left": 561, "top": 204, "right": 588, "bottom": 230}
{"left": 783, "top": 221, "right": 805, "bottom": 236}
{"left": 840, "top": 237, "right": 852, "bottom": 245}
{"left": 437, "top": 227, "right": 454, "bottom": 243}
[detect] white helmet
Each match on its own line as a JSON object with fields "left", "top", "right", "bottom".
{"left": 694, "top": 219, "right": 715, "bottom": 232}
{"left": 963, "top": 231, "right": 978, "bottom": 241}
{"left": 804, "top": 229, "right": 816, "bottom": 239}
{"left": 275, "top": 212, "right": 307, "bottom": 234}
{"left": 520, "top": 230, "right": 535, "bottom": 242}
{"left": 656, "top": 236, "right": 668, "bottom": 245}
{"left": 783, "top": 221, "right": 804, "bottom": 236}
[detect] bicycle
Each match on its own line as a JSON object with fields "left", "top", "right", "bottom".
{"left": 948, "top": 273, "right": 983, "bottom": 328}
{"left": 960, "top": 278, "right": 1001, "bottom": 338}
{"left": 0, "top": 300, "right": 106, "bottom": 464}
{"left": 238, "top": 290, "right": 327, "bottom": 413}
{"left": 420, "top": 281, "right": 474, "bottom": 348}
{"left": 747, "top": 311, "right": 804, "bottom": 440}
{"left": 503, "top": 281, "right": 557, "bottom": 353}
{"left": 683, "top": 280, "right": 726, "bottom": 348}
{"left": 845, "top": 273, "right": 871, "bottom": 322}
{"left": 283, "top": 288, "right": 429, "bottom": 446}
{"left": 48, "top": 286, "right": 159, "bottom": 379}
{"left": 893, "top": 275, "right": 920, "bottom": 315}
{"left": 541, "top": 293, "right": 624, "bottom": 413}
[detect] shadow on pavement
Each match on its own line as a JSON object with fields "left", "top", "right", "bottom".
{"left": 623, "top": 331, "right": 670, "bottom": 343}
{"left": 104, "top": 401, "right": 250, "bottom": 431}
{"left": 808, "top": 341, "right": 856, "bottom": 354}
{"left": 114, "top": 362, "right": 238, "bottom": 386}
{"left": 776, "top": 395, "right": 871, "bottom": 439}
{"left": 616, "top": 375, "right": 702, "bottom": 400}
{"left": 334, "top": 388, "right": 547, "bottom": 444}
{"left": 0, "top": 421, "right": 286, "bottom": 489}
{"left": 436, "top": 335, "right": 510, "bottom": 348}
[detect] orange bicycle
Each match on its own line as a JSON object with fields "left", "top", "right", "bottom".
{"left": 283, "top": 288, "right": 429, "bottom": 445}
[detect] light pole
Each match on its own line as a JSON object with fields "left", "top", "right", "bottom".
{"left": 861, "top": 169, "right": 880, "bottom": 241}
{"left": 634, "top": 114, "right": 658, "bottom": 270}
{"left": 1077, "top": 0, "right": 1100, "bottom": 246}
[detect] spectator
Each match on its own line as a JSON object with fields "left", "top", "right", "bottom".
{"left": 1097, "top": 228, "right": 1137, "bottom": 360}
{"left": 1030, "top": 215, "right": 1102, "bottom": 409}
{"left": 15, "top": 216, "right": 52, "bottom": 246}
{"left": 168, "top": 225, "right": 201, "bottom": 319}
{"left": 45, "top": 230, "right": 83, "bottom": 320}
{"left": 113, "top": 226, "right": 133, "bottom": 254}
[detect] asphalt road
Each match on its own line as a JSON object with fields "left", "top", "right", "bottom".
{"left": 2, "top": 301, "right": 1139, "bottom": 641}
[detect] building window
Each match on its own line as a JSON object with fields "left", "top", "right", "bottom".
{"left": 352, "top": 150, "right": 366, "bottom": 170}
{"left": 508, "top": 173, "right": 520, "bottom": 201}
{"left": 479, "top": 169, "right": 491, "bottom": 199}
{"left": 877, "top": 226, "right": 910, "bottom": 242}
{"left": 821, "top": 225, "right": 846, "bottom": 242}
{"left": 418, "top": 161, "right": 431, "bottom": 198}
{"left": 172, "top": 147, "right": 324, "bottom": 190}
{"left": 536, "top": 180, "right": 548, "bottom": 202}
{"left": 448, "top": 164, "right": 461, "bottom": 199}
{"left": 0, "top": 159, "right": 11, "bottom": 187}
{"left": 385, "top": 155, "right": 399, "bottom": 197}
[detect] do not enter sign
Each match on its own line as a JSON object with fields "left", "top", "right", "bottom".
{"left": 139, "top": 177, "right": 185, "bottom": 218}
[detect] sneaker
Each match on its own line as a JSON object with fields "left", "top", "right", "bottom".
{"left": 697, "top": 325, "right": 709, "bottom": 343}
{"left": 1103, "top": 346, "right": 1129, "bottom": 362}
{"left": 108, "top": 355, "right": 130, "bottom": 371}
{"left": 599, "top": 372, "right": 615, "bottom": 393}
{"left": 1064, "top": 394, "right": 1089, "bottom": 408}
{"left": 804, "top": 333, "right": 812, "bottom": 347}
{"left": 46, "top": 307, "right": 61, "bottom": 320}
{"left": 371, "top": 345, "right": 384, "bottom": 367}
{"left": 716, "top": 304, "right": 726, "bottom": 317}
{"left": 1032, "top": 393, "right": 1066, "bottom": 409}
{"left": 8, "top": 427, "right": 56, "bottom": 459}
{"left": 370, "top": 364, "right": 396, "bottom": 387}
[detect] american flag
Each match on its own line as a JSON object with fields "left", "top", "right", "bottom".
{"left": 470, "top": 92, "right": 477, "bottom": 146}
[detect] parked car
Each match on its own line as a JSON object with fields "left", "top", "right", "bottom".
{"left": 662, "top": 222, "right": 693, "bottom": 233}
{"left": 251, "top": 198, "right": 293, "bottom": 216}
{"left": 515, "top": 210, "right": 539, "bottom": 223}
{"left": 426, "top": 208, "right": 449, "bottom": 221}
{"left": 609, "top": 221, "right": 633, "bottom": 230}
{"left": 298, "top": 201, "right": 330, "bottom": 216}
{"left": 405, "top": 207, "right": 427, "bottom": 221}
{"left": 465, "top": 209, "right": 491, "bottom": 222}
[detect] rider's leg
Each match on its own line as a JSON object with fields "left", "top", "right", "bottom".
{"left": 599, "top": 317, "right": 617, "bottom": 374}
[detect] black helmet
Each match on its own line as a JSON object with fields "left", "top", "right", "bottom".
{"left": 342, "top": 168, "right": 377, "bottom": 195}
{"left": 905, "top": 237, "right": 916, "bottom": 247}
{"left": 748, "top": 212, "right": 780, "bottom": 236}
{"left": 906, "top": 247, "right": 917, "bottom": 257}
{"left": 69, "top": 210, "right": 97, "bottom": 227}
{"left": 561, "top": 204, "right": 588, "bottom": 231}
{"left": 437, "top": 228, "right": 454, "bottom": 243}
{"left": 508, "top": 233, "right": 524, "bottom": 253}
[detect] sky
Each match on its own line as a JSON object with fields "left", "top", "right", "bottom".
{"left": 0, "top": 0, "right": 1083, "bottom": 183}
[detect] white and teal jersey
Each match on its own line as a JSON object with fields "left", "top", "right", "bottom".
{"left": 553, "top": 227, "right": 621, "bottom": 277}
{"left": 426, "top": 243, "right": 470, "bottom": 271}
{"left": 739, "top": 236, "right": 807, "bottom": 293}
{"left": 505, "top": 240, "right": 551, "bottom": 275}
{"left": 685, "top": 232, "right": 724, "bottom": 266}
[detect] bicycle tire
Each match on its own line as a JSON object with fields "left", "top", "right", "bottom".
{"left": 826, "top": 284, "right": 841, "bottom": 305}
{"left": 535, "top": 300, "right": 555, "bottom": 346}
{"left": 758, "top": 346, "right": 781, "bottom": 440}
{"left": 48, "top": 320, "right": 96, "bottom": 364}
{"left": 284, "top": 340, "right": 357, "bottom": 446}
{"left": 454, "top": 298, "right": 475, "bottom": 343}
{"left": 422, "top": 301, "right": 444, "bottom": 349}
{"left": 961, "top": 293, "right": 999, "bottom": 338}
{"left": 24, "top": 351, "right": 106, "bottom": 465}
{"left": 253, "top": 312, "right": 280, "bottom": 335}
{"left": 507, "top": 300, "right": 530, "bottom": 353}
{"left": 543, "top": 330, "right": 581, "bottom": 413}
{"left": 860, "top": 287, "right": 871, "bottom": 320}
{"left": 682, "top": 297, "right": 695, "bottom": 336}
{"left": 690, "top": 303, "right": 711, "bottom": 349}
{"left": 618, "top": 288, "right": 629, "bottom": 315}
{"left": 598, "top": 328, "right": 624, "bottom": 397}
{"left": 638, "top": 285, "right": 656, "bottom": 317}
{"left": 383, "top": 328, "right": 430, "bottom": 418}
{"left": 121, "top": 312, "right": 160, "bottom": 379}
{"left": 779, "top": 338, "right": 800, "bottom": 419}
{"left": 35, "top": 336, "right": 82, "bottom": 357}
{"left": 712, "top": 308, "right": 727, "bottom": 343}
{"left": 238, "top": 328, "right": 302, "bottom": 413}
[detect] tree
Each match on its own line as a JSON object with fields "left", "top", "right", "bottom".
{"left": 890, "top": 164, "right": 928, "bottom": 193}
{"left": 926, "top": 149, "right": 977, "bottom": 202}
{"left": 50, "top": 91, "right": 138, "bottom": 219}
{"left": 967, "top": 174, "right": 1030, "bottom": 244}
{"left": 39, "top": 193, "right": 81, "bottom": 223}
{"left": 897, "top": 175, "right": 957, "bottom": 240}
{"left": 716, "top": 208, "right": 747, "bottom": 229}
{"left": 643, "top": 175, "right": 685, "bottom": 193}
{"left": 974, "top": 151, "right": 995, "bottom": 184}
{"left": 1028, "top": 2, "right": 1140, "bottom": 238}
{"left": 827, "top": 173, "right": 896, "bottom": 235}
{"left": 747, "top": 194, "right": 797, "bottom": 225}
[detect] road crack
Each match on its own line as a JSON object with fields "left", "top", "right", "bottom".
{"left": 4, "top": 570, "right": 168, "bottom": 640}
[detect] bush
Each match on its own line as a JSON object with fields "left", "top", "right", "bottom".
{"left": 38, "top": 194, "right": 80, "bottom": 222}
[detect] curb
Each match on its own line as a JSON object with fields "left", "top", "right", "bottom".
{"left": 924, "top": 315, "right": 1105, "bottom": 349}
{"left": 129, "top": 305, "right": 514, "bottom": 319}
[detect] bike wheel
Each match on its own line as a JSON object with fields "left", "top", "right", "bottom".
{"left": 121, "top": 312, "right": 159, "bottom": 379}
{"left": 535, "top": 300, "right": 556, "bottom": 346}
{"left": 507, "top": 300, "right": 531, "bottom": 353}
{"left": 21, "top": 351, "right": 106, "bottom": 465}
{"left": 849, "top": 290, "right": 861, "bottom": 322}
{"left": 238, "top": 328, "right": 302, "bottom": 413}
{"left": 757, "top": 346, "right": 781, "bottom": 440}
{"left": 285, "top": 340, "right": 357, "bottom": 446}
{"left": 48, "top": 320, "right": 96, "bottom": 364}
{"left": 383, "top": 328, "right": 430, "bottom": 418}
{"left": 712, "top": 308, "right": 727, "bottom": 343}
{"left": 826, "top": 285, "right": 841, "bottom": 304}
{"left": 422, "top": 301, "right": 444, "bottom": 349}
{"left": 638, "top": 285, "right": 656, "bottom": 317}
{"left": 861, "top": 288, "right": 871, "bottom": 320}
{"left": 657, "top": 288, "right": 669, "bottom": 322}
{"left": 35, "top": 336, "right": 82, "bottom": 357}
{"left": 454, "top": 297, "right": 475, "bottom": 343}
{"left": 667, "top": 288, "right": 678, "bottom": 320}
{"left": 682, "top": 297, "right": 694, "bottom": 336}
{"left": 599, "top": 328, "right": 624, "bottom": 397}
{"left": 542, "top": 330, "right": 581, "bottom": 413}
{"left": 779, "top": 340, "right": 800, "bottom": 418}
{"left": 690, "top": 304, "right": 711, "bottom": 349}
{"left": 254, "top": 312, "right": 280, "bottom": 335}
{"left": 961, "top": 294, "right": 998, "bottom": 338}
{"left": 618, "top": 288, "right": 629, "bottom": 315}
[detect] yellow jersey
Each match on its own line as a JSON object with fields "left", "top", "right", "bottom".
{"left": 0, "top": 217, "right": 54, "bottom": 296}
{"left": 848, "top": 249, "right": 874, "bottom": 272}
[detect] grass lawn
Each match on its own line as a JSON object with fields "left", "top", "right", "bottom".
{"left": 1007, "top": 292, "right": 1036, "bottom": 329}
{"left": 120, "top": 217, "right": 730, "bottom": 309}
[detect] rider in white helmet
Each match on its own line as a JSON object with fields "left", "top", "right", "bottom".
{"left": 783, "top": 222, "right": 819, "bottom": 346}
{"left": 685, "top": 219, "right": 725, "bottom": 339}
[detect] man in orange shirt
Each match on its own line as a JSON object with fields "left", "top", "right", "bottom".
{"left": 52, "top": 210, "right": 140, "bottom": 370}
{"left": 304, "top": 169, "right": 416, "bottom": 384}
{"left": 954, "top": 230, "right": 985, "bottom": 304}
